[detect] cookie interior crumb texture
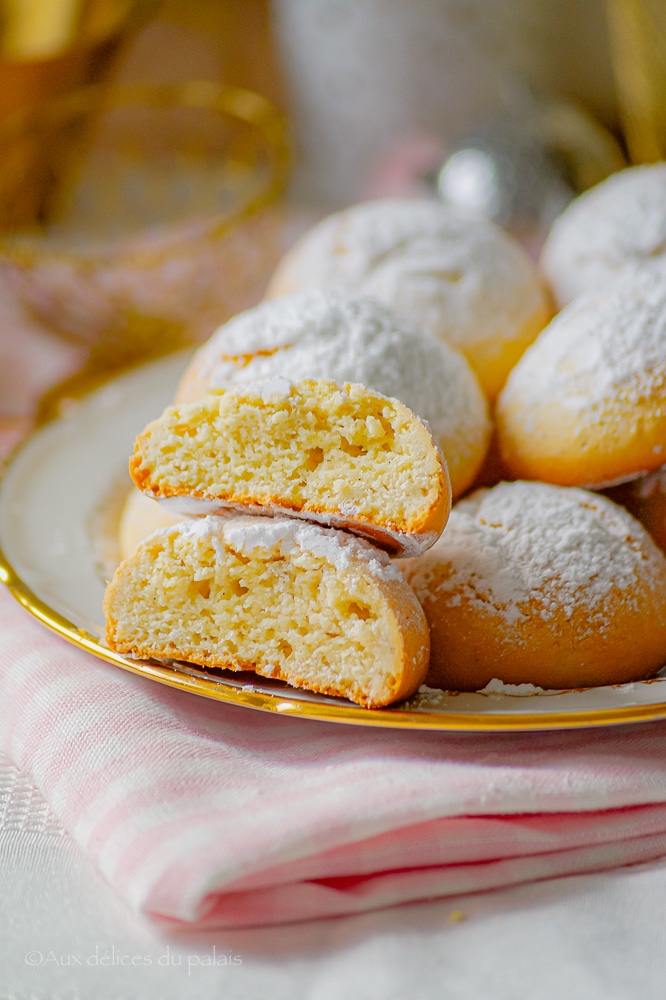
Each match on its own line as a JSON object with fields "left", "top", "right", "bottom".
{"left": 104, "top": 516, "right": 430, "bottom": 708}
{"left": 176, "top": 291, "right": 491, "bottom": 500}
{"left": 130, "top": 379, "right": 450, "bottom": 556}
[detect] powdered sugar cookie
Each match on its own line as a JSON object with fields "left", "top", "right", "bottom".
{"left": 131, "top": 378, "right": 451, "bottom": 557}
{"left": 265, "top": 199, "right": 550, "bottom": 399}
{"left": 105, "top": 515, "right": 430, "bottom": 708}
{"left": 403, "top": 481, "right": 666, "bottom": 692}
{"left": 541, "top": 163, "right": 666, "bottom": 308}
{"left": 176, "top": 291, "right": 490, "bottom": 498}
{"left": 496, "top": 269, "right": 666, "bottom": 488}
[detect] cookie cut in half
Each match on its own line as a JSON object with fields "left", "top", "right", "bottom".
{"left": 176, "top": 292, "right": 491, "bottom": 500}
{"left": 104, "top": 516, "right": 430, "bottom": 708}
{"left": 130, "top": 378, "right": 451, "bottom": 556}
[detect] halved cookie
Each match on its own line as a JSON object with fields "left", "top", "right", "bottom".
{"left": 130, "top": 378, "right": 451, "bottom": 556}
{"left": 176, "top": 291, "right": 491, "bottom": 500}
{"left": 104, "top": 515, "right": 430, "bottom": 708}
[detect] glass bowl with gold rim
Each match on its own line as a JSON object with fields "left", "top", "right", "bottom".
{"left": 0, "top": 80, "right": 290, "bottom": 380}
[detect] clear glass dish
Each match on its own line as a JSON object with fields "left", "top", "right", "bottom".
{"left": 0, "top": 81, "right": 290, "bottom": 378}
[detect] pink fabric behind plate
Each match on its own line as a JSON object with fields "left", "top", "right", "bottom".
{"left": 2, "top": 586, "right": 666, "bottom": 928}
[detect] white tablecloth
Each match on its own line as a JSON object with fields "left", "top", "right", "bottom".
{"left": 1, "top": 750, "right": 665, "bottom": 1000}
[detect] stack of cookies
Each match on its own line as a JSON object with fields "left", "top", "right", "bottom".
{"left": 105, "top": 377, "right": 451, "bottom": 708}
{"left": 106, "top": 185, "right": 666, "bottom": 702}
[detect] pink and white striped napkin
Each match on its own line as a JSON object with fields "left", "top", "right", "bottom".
{"left": 3, "top": 585, "right": 666, "bottom": 928}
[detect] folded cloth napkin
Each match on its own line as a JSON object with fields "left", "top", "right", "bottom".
{"left": 3, "top": 587, "right": 666, "bottom": 928}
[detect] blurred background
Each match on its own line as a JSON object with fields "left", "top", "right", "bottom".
{"left": 0, "top": 0, "right": 663, "bottom": 446}
{"left": 111, "top": 0, "right": 657, "bottom": 200}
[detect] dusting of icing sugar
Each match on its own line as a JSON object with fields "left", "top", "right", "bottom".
{"left": 274, "top": 198, "right": 546, "bottom": 351}
{"left": 165, "top": 513, "right": 230, "bottom": 562}
{"left": 235, "top": 375, "right": 294, "bottom": 402}
{"left": 541, "top": 164, "right": 666, "bottom": 307}
{"left": 157, "top": 493, "right": 436, "bottom": 558}
{"left": 501, "top": 267, "right": 666, "bottom": 417}
{"left": 188, "top": 290, "right": 489, "bottom": 474}
{"left": 409, "top": 481, "right": 655, "bottom": 628}
{"left": 479, "top": 678, "right": 548, "bottom": 696}
{"left": 220, "top": 515, "right": 403, "bottom": 582}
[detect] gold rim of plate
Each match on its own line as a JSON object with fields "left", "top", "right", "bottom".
{"left": 2, "top": 353, "right": 666, "bottom": 732}
{"left": 2, "top": 492, "right": 666, "bottom": 734}
{"left": 3, "top": 554, "right": 666, "bottom": 731}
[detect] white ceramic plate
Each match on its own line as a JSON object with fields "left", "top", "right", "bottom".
{"left": 1, "top": 352, "right": 666, "bottom": 731}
